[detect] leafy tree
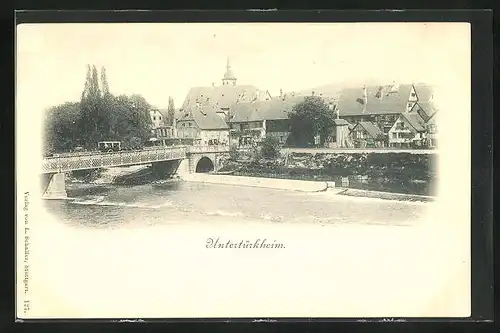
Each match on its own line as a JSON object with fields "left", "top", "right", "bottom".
{"left": 100, "top": 66, "right": 114, "bottom": 136}
{"left": 258, "top": 136, "right": 281, "bottom": 159}
{"left": 288, "top": 96, "right": 336, "bottom": 147}
{"left": 100, "top": 66, "right": 110, "bottom": 97}
{"left": 43, "top": 102, "right": 81, "bottom": 154}
{"left": 78, "top": 64, "right": 103, "bottom": 148}
{"left": 167, "top": 96, "right": 175, "bottom": 126}
{"left": 44, "top": 64, "right": 154, "bottom": 152}
{"left": 111, "top": 94, "right": 153, "bottom": 144}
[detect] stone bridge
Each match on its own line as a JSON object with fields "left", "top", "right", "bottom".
{"left": 41, "top": 145, "right": 230, "bottom": 199}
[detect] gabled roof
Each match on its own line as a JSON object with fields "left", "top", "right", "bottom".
{"left": 177, "top": 105, "right": 229, "bottom": 130}
{"left": 230, "top": 96, "right": 306, "bottom": 123}
{"left": 401, "top": 113, "right": 426, "bottom": 132}
{"left": 333, "top": 118, "right": 350, "bottom": 126}
{"left": 425, "top": 111, "right": 438, "bottom": 124}
{"left": 352, "top": 121, "right": 384, "bottom": 138}
{"left": 337, "top": 83, "right": 434, "bottom": 116}
{"left": 414, "top": 101, "right": 437, "bottom": 119}
{"left": 181, "top": 85, "right": 262, "bottom": 111}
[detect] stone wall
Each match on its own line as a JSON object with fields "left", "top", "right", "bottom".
{"left": 219, "top": 152, "right": 437, "bottom": 196}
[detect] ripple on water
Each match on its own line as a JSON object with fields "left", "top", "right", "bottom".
{"left": 44, "top": 182, "right": 429, "bottom": 230}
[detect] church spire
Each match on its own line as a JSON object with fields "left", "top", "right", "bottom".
{"left": 222, "top": 57, "right": 237, "bottom": 86}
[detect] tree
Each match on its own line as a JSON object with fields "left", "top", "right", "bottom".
{"left": 100, "top": 66, "right": 110, "bottom": 97}
{"left": 111, "top": 94, "right": 153, "bottom": 147}
{"left": 78, "top": 64, "right": 103, "bottom": 148}
{"left": 45, "top": 65, "right": 155, "bottom": 153}
{"left": 100, "top": 66, "right": 114, "bottom": 136}
{"left": 167, "top": 96, "right": 175, "bottom": 126}
{"left": 43, "top": 102, "right": 81, "bottom": 154}
{"left": 288, "top": 96, "right": 336, "bottom": 147}
{"left": 257, "top": 136, "right": 281, "bottom": 159}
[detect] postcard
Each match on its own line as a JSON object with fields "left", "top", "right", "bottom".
{"left": 16, "top": 21, "right": 471, "bottom": 319}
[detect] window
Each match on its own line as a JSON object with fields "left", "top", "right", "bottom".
{"left": 159, "top": 116, "right": 162, "bottom": 120}
{"left": 411, "top": 93, "right": 416, "bottom": 97}
{"left": 392, "top": 133, "right": 398, "bottom": 139}
{"left": 153, "top": 116, "right": 156, "bottom": 120}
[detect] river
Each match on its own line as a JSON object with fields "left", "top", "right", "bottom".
{"left": 23, "top": 181, "right": 469, "bottom": 318}
{"left": 45, "top": 181, "right": 428, "bottom": 228}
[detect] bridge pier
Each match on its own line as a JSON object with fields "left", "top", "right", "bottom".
{"left": 42, "top": 172, "right": 67, "bottom": 200}
{"left": 151, "top": 160, "right": 182, "bottom": 178}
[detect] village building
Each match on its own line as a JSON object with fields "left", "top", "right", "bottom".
{"left": 336, "top": 83, "right": 434, "bottom": 135}
{"left": 424, "top": 112, "right": 438, "bottom": 148}
{"left": 326, "top": 118, "right": 353, "bottom": 148}
{"left": 174, "top": 105, "right": 229, "bottom": 145}
{"left": 229, "top": 94, "right": 306, "bottom": 147}
{"left": 171, "top": 58, "right": 273, "bottom": 146}
{"left": 349, "top": 121, "right": 385, "bottom": 148}
{"left": 179, "top": 58, "right": 271, "bottom": 125}
{"left": 149, "top": 109, "right": 166, "bottom": 129}
{"left": 387, "top": 113, "right": 427, "bottom": 148}
{"left": 152, "top": 124, "right": 177, "bottom": 146}
{"left": 412, "top": 101, "right": 438, "bottom": 148}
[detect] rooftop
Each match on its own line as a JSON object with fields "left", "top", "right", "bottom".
{"left": 177, "top": 104, "right": 229, "bottom": 130}
{"left": 337, "top": 83, "right": 434, "bottom": 116}
{"left": 353, "top": 121, "right": 384, "bottom": 138}
{"left": 401, "top": 113, "right": 426, "bottom": 132}
{"left": 230, "top": 96, "right": 306, "bottom": 123}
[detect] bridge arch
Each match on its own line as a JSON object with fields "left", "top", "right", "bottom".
{"left": 195, "top": 156, "right": 215, "bottom": 173}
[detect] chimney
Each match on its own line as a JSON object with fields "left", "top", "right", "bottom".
{"left": 212, "top": 82, "right": 215, "bottom": 87}
{"left": 280, "top": 88, "right": 283, "bottom": 98}
{"left": 312, "top": 90, "right": 315, "bottom": 96}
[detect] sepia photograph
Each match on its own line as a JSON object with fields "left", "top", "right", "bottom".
{"left": 16, "top": 21, "right": 471, "bottom": 319}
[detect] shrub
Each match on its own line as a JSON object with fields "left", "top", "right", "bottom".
{"left": 258, "top": 136, "right": 281, "bottom": 159}
{"left": 228, "top": 144, "right": 240, "bottom": 161}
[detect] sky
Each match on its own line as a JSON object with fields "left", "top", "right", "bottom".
{"left": 16, "top": 22, "right": 470, "bottom": 112}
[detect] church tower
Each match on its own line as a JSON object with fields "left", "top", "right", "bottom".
{"left": 222, "top": 57, "right": 237, "bottom": 86}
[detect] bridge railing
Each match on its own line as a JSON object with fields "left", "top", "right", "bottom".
{"left": 42, "top": 146, "right": 188, "bottom": 173}
{"left": 186, "top": 145, "right": 230, "bottom": 154}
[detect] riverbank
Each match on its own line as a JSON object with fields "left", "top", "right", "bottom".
{"left": 182, "top": 173, "right": 330, "bottom": 193}
{"left": 181, "top": 173, "right": 435, "bottom": 202}
{"left": 218, "top": 151, "right": 437, "bottom": 196}
{"left": 338, "top": 188, "right": 435, "bottom": 202}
